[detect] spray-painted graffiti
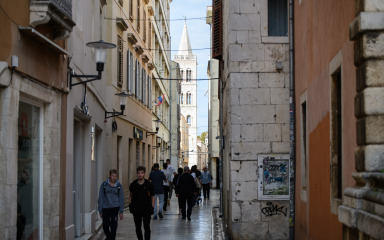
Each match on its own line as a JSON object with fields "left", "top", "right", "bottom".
{"left": 261, "top": 202, "right": 287, "bottom": 217}
{"left": 262, "top": 157, "right": 289, "bottom": 195}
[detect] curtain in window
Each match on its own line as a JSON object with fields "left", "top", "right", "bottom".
{"left": 268, "top": 0, "right": 288, "bottom": 36}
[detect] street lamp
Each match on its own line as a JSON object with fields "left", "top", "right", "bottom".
{"left": 105, "top": 90, "right": 131, "bottom": 119}
{"left": 146, "top": 119, "right": 161, "bottom": 137}
{"left": 70, "top": 40, "right": 116, "bottom": 88}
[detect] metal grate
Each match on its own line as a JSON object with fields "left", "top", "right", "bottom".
{"left": 31, "top": 0, "right": 72, "bottom": 18}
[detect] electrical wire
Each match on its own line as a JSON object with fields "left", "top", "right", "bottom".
{"left": 141, "top": 47, "right": 211, "bottom": 52}
{"left": 105, "top": 16, "right": 211, "bottom": 22}
{"left": 153, "top": 78, "right": 220, "bottom": 81}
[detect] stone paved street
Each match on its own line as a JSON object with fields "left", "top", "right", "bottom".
{"left": 97, "top": 189, "right": 222, "bottom": 240}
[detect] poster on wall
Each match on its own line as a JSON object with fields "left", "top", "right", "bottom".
{"left": 258, "top": 154, "right": 290, "bottom": 200}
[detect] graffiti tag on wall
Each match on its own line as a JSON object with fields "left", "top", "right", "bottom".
{"left": 261, "top": 202, "right": 287, "bottom": 217}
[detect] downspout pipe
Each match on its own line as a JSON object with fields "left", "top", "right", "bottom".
{"left": 288, "top": 0, "right": 296, "bottom": 239}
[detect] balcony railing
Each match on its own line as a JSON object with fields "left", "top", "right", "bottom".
{"left": 30, "top": 0, "right": 75, "bottom": 40}
{"left": 31, "top": 0, "right": 72, "bottom": 18}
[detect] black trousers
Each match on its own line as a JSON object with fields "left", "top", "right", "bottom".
{"left": 202, "top": 184, "right": 210, "bottom": 199}
{"left": 133, "top": 212, "right": 151, "bottom": 240}
{"left": 163, "top": 186, "right": 170, "bottom": 210}
{"left": 102, "top": 207, "right": 120, "bottom": 240}
{"left": 180, "top": 195, "right": 193, "bottom": 218}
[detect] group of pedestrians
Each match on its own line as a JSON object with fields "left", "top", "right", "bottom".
{"left": 97, "top": 161, "right": 213, "bottom": 240}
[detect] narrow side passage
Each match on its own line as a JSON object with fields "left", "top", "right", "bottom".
{"left": 100, "top": 189, "right": 220, "bottom": 239}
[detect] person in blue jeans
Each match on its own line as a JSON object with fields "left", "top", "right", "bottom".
{"left": 98, "top": 169, "right": 124, "bottom": 240}
{"left": 149, "top": 163, "right": 167, "bottom": 219}
{"left": 200, "top": 166, "right": 213, "bottom": 200}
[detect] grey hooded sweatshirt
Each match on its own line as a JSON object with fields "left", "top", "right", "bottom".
{"left": 98, "top": 178, "right": 124, "bottom": 214}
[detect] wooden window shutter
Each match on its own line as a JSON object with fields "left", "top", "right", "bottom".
{"left": 130, "top": 0, "right": 133, "bottom": 21}
{"left": 143, "top": 11, "right": 147, "bottom": 42}
{"left": 212, "top": 0, "right": 222, "bottom": 60}
{"left": 117, "top": 36, "right": 124, "bottom": 87}
{"left": 137, "top": 0, "right": 141, "bottom": 32}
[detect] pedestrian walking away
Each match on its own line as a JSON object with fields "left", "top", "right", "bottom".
{"left": 98, "top": 169, "right": 124, "bottom": 240}
{"left": 166, "top": 159, "right": 177, "bottom": 201}
{"left": 149, "top": 163, "right": 167, "bottom": 219}
{"left": 175, "top": 166, "right": 197, "bottom": 221}
{"left": 173, "top": 167, "right": 184, "bottom": 214}
{"left": 200, "top": 166, "right": 213, "bottom": 200}
{"left": 191, "top": 165, "right": 202, "bottom": 206}
{"left": 129, "top": 166, "right": 155, "bottom": 240}
{"left": 162, "top": 163, "right": 172, "bottom": 211}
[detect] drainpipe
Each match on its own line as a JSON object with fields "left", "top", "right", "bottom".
{"left": 288, "top": 0, "right": 296, "bottom": 239}
{"left": 219, "top": 62, "right": 224, "bottom": 218}
{"left": 169, "top": 36, "right": 172, "bottom": 161}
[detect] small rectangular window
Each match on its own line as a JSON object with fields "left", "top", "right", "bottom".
{"left": 331, "top": 68, "right": 342, "bottom": 199}
{"left": 301, "top": 100, "right": 307, "bottom": 193}
{"left": 268, "top": 0, "right": 288, "bottom": 36}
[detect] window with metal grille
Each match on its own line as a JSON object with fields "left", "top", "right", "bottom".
{"left": 212, "top": 0, "right": 222, "bottom": 59}
{"left": 129, "top": 0, "right": 133, "bottom": 21}
{"left": 118, "top": 0, "right": 123, "bottom": 6}
{"left": 268, "top": 0, "right": 288, "bottom": 36}
{"left": 117, "top": 36, "right": 124, "bottom": 87}
{"left": 137, "top": 0, "right": 140, "bottom": 32}
{"left": 143, "top": 11, "right": 147, "bottom": 42}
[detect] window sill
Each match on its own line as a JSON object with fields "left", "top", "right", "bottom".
{"left": 262, "top": 36, "right": 289, "bottom": 44}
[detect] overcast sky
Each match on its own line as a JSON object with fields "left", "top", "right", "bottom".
{"left": 170, "top": 0, "right": 211, "bottom": 136}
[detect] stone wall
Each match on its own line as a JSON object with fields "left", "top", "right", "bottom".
{"left": 0, "top": 66, "right": 62, "bottom": 239}
{"left": 338, "top": 1, "right": 384, "bottom": 239}
{"left": 221, "top": 0, "right": 291, "bottom": 239}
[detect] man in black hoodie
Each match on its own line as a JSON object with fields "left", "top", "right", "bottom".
{"left": 175, "top": 166, "right": 197, "bottom": 221}
{"left": 98, "top": 169, "right": 124, "bottom": 240}
{"left": 129, "top": 166, "right": 155, "bottom": 240}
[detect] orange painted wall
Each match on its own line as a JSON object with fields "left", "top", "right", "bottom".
{"left": 294, "top": 0, "right": 356, "bottom": 239}
{"left": 308, "top": 114, "right": 342, "bottom": 239}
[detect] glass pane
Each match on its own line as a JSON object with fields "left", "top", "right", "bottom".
{"left": 268, "top": 0, "right": 288, "bottom": 36}
{"left": 18, "top": 102, "right": 41, "bottom": 240}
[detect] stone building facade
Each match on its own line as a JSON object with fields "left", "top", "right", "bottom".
{"left": 0, "top": 1, "right": 74, "bottom": 239}
{"left": 338, "top": 1, "right": 384, "bottom": 239}
{"left": 215, "top": 0, "right": 291, "bottom": 238}
{"left": 174, "top": 23, "right": 198, "bottom": 167}
{"left": 207, "top": 6, "right": 220, "bottom": 189}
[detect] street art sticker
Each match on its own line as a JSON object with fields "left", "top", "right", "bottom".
{"left": 258, "top": 154, "right": 290, "bottom": 200}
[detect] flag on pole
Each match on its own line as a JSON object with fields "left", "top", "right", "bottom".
{"left": 155, "top": 94, "right": 165, "bottom": 106}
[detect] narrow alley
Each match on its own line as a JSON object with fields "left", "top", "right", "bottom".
{"left": 96, "top": 190, "right": 223, "bottom": 240}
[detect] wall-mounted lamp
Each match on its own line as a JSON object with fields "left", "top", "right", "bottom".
{"left": 105, "top": 90, "right": 131, "bottom": 119}
{"left": 146, "top": 119, "right": 161, "bottom": 137}
{"left": 70, "top": 40, "right": 116, "bottom": 88}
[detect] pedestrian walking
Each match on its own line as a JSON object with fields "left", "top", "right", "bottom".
{"left": 191, "top": 165, "right": 201, "bottom": 206}
{"left": 166, "top": 159, "right": 177, "bottom": 202}
{"left": 200, "top": 166, "right": 213, "bottom": 200}
{"left": 175, "top": 166, "right": 197, "bottom": 221}
{"left": 128, "top": 166, "right": 155, "bottom": 240}
{"left": 149, "top": 163, "right": 167, "bottom": 219}
{"left": 161, "top": 163, "right": 172, "bottom": 211}
{"left": 98, "top": 169, "right": 124, "bottom": 240}
{"left": 173, "top": 167, "right": 184, "bottom": 214}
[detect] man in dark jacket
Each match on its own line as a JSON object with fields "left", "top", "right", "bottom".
{"left": 98, "top": 169, "right": 124, "bottom": 240}
{"left": 129, "top": 166, "right": 155, "bottom": 240}
{"left": 175, "top": 166, "right": 197, "bottom": 221}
